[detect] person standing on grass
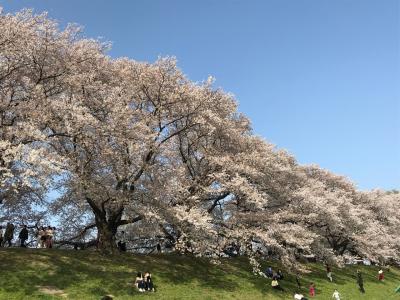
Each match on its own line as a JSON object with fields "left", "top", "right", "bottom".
{"left": 378, "top": 269, "right": 384, "bottom": 281}
{"left": 117, "top": 230, "right": 127, "bottom": 252}
{"left": 0, "top": 225, "right": 3, "bottom": 247}
{"left": 18, "top": 225, "right": 29, "bottom": 247}
{"left": 4, "top": 222, "right": 14, "bottom": 247}
{"left": 309, "top": 282, "right": 315, "bottom": 297}
{"left": 37, "top": 227, "right": 44, "bottom": 248}
{"left": 156, "top": 243, "right": 161, "bottom": 253}
{"left": 45, "top": 226, "right": 54, "bottom": 248}
{"left": 332, "top": 289, "right": 341, "bottom": 300}
{"left": 39, "top": 226, "right": 47, "bottom": 248}
{"left": 52, "top": 227, "right": 56, "bottom": 246}
{"left": 325, "top": 263, "right": 333, "bottom": 282}
{"left": 296, "top": 273, "right": 302, "bottom": 289}
{"left": 357, "top": 269, "right": 365, "bottom": 293}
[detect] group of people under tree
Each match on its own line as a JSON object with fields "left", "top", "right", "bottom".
{"left": 265, "top": 266, "right": 285, "bottom": 291}
{"left": 36, "top": 226, "right": 56, "bottom": 248}
{"left": 0, "top": 220, "right": 394, "bottom": 299}
{"left": 0, "top": 223, "right": 28, "bottom": 247}
{"left": 0, "top": 223, "right": 56, "bottom": 248}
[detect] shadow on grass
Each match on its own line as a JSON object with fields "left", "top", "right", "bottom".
{"left": 1, "top": 248, "right": 399, "bottom": 299}
{"left": 0, "top": 249, "right": 242, "bottom": 298}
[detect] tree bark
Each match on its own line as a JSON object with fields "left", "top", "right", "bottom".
{"left": 86, "top": 196, "right": 119, "bottom": 253}
{"left": 97, "top": 221, "right": 118, "bottom": 254}
{"left": 85, "top": 196, "right": 142, "bottom": 253}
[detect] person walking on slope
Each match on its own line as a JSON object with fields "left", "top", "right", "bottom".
{"left": 18, "top": 225, "right": 29, "bottom": 247}
{"left": 325, "top": 263, "right": 333, "bottom": 282}
{"left": 332, "top": 289, "right": 341, "bottom": 300}
{"left": 295, "top": 273, "right": 302, "bottom": 289}
{"left": 357, "top": 269, "right": 365, "bottom": 293}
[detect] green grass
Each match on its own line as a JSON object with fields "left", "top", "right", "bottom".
{"left": 0, "top": 248, "right": 399, "bottom": 299}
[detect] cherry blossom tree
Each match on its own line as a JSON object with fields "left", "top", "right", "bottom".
{"left": 1, "top": 8, "right": 398, "bottom": 268}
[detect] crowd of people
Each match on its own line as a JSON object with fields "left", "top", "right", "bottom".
{"left": 1, "top": 223, "right": 397, "bottom": 297}
{"left": 0, "top": 222, "right": 56, "bottom": 248}
{"left": 264, "top": 264, "right": 394, "bottom": 300}
{"left": 36, "top": 226, "right": 56, "bottom": 248}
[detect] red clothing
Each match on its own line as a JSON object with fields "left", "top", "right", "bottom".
{"left": 378, "top": 273, "right": 384, "bottom": 281}
{"left": 309, "top": 286, "right": 315, "bottom": 296}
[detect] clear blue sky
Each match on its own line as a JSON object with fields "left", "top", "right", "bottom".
{"left": 2, "top": 0, "right": 399, "bottom": 190}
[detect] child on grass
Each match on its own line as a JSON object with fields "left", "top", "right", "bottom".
{"left": 309, "top": 282, "right": 315, "bottom": 297}
{"left": 378, "top": 269, "right": 384, "bottom": 281}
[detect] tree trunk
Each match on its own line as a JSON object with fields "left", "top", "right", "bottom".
{"left": 85, "top": 196, "right": 121, "bottom": 253}
{"left": 97, "top": 222, "right": 118, "bottom": 254}
{"left": 85, "top": 197, "right": 142, "bottom": 253}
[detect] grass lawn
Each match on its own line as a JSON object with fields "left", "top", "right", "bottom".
{"left": 0, "top": 248, "right": 399, "bottom": 299}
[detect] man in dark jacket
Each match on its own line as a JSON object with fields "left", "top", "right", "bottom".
{"left": 4, "top": 222, "right": 15, "bottom": 247}
{"left": 18, "top": 225, "right": 29, "bottom": 247}
{"left": 0, "top": 225, "right": 3, "bottom": 247}
{"left": 357, "top": 269, "right": 365, "bottom": 293}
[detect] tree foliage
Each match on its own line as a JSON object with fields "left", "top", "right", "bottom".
{"left": 0, "top": 8, "right": 398, "bottom": 270}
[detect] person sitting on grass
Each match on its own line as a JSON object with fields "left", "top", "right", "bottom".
{"left": 135, "top": 272, "right": 146, "bottom": 292}
{"left": 265, "top": 266, "right": 273, "bottom": 278}
{"left": 271, "top": 278, "right": 284, "bottom": 291}
{"left": 144, "top": 272, "right": 155, "bottom": 292}
{"left": 294, "top": 292, "right": 308, "bottom": 300}
{"left": 276, "top": 269, "right": 284, "bottom": 280}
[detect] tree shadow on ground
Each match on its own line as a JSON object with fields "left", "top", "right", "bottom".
{"left": 1, "top": 249, "right": 399, "bottom": 299}
{"left": 0, "top": 249, "right": 242, "bottom": 298}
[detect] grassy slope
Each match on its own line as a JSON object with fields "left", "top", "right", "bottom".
{"left": 0, "top": 249, "right": 399, "bottom": 300}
